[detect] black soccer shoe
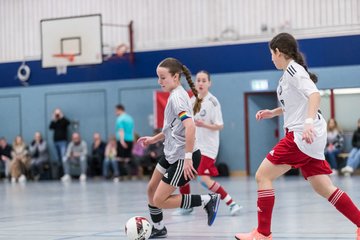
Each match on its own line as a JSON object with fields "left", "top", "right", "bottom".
{"left": 149, "top": 226, "right": 167, "bottom": 239}
{"left": 204, "top": 193, "right": 220, "bottom": 226}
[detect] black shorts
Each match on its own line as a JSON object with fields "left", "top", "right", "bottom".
{"left": 156, "top": 150, "right": 201, "bottom": 187}
{"left": 117, "top": 141, "right": 133, "bottom": 158}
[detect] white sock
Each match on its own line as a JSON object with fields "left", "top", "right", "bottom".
{"left": 201, "top": 194, "right": 211, "bottom": 207}
{"left": 154, "top": 221, "right": 164, "bottom": 230}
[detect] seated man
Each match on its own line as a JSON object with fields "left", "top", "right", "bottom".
{"left": 29, "top": 132, "right": 49, "bottom": 180}
{"left": 61, "top": 132, "right": 88, "bottom": 182}
{"left": 0, "top": 137, "right": 12, "bottom": 179}
{"left": 88, "top": 132, "right": 106, "bottom": 177}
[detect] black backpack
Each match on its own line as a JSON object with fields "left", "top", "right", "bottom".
{"left": 216, "top": 162, "right": 229, "bottom": 177}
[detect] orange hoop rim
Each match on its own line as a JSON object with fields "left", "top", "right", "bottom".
{"left": 53, "top": 53, "right": 75, "bottom": 62}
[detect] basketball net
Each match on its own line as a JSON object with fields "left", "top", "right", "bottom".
{"left": 53, "top": 54, "right": 75, "bottom": 75}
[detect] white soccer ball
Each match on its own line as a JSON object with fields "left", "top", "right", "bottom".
{"left": 125, "top": 216, "right": 152, "bottom": 240}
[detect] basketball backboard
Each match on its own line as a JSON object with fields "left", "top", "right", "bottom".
{"left": 41, "top": 14, "right": 103, "bottom": 68}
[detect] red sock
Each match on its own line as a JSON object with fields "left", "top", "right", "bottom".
{"left": 209, "top": 181, "right": 233, "bottom": 204}
{"left": 257, "top": 189, "right": 275, "bottom": 237}
{"left": 179, "top": 183, "right": 190, "bottom": 194}
{"left": 328, "top": 188, "right": 360, "bottom": 227}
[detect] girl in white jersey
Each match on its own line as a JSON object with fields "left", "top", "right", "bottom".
{"left": 235, "top": 33, "right": 360, "bottom": 240}
{"left": 176, "top": 71, "right": 242, "bottom": 216}
{"left": 138, "top": 58, "right": 220, "bottom": 238}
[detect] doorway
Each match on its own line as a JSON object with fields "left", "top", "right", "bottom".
{"left": 244, "top": 92, "right": 279, "bottom": 175}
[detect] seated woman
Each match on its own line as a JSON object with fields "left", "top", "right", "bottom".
{"left": 103, "top": 135, "right": 119, "bottom": 179}
{"left": 10, "top": 135, "right": 30, "bottom": 183}
{"left": 325, "top": 118, "right": 344, "bottom": 175}
{"left": 341, "top": 118, "right": 360, "bottom": 176}
{"left": 29, "top": 132, "right": 49, "bottom": 180}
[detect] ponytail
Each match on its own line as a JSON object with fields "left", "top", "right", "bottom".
{"left": 270, "top": 32, "right": 318, "bottom": 83}
{"left": 181, "top": 65, "right": 203, "bottom": 114}
{"left": 294, "top": 52, "right": 318, "bottom": 83}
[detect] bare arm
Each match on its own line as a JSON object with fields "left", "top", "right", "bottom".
{"left": 302, "top": 92, "right": 321, "bottom": 144}
{"left": 137, "top": 132, "right": 165, "bottom": 147}
{"left": 182, "top": 118, "right": 197, "bottom": 180}
{"left": 271, "top": 107, "right": 284, "bottom": 117}
{"left": 256, "top": 107, "right": 283, "bottom": 120}
{"left": 182, "top": 118, "right": 196, "bottom": 154}
{"left": 118, "top": 129, "right": 125, "bottom": 143}
{"left": 306, "top": 92, "right": 320, "bottom": 120}
{"left": 194, "top": 120, "right": 223, "bottom": 131}
{"left": 151, "top": 132, "right": 165, "bottom": 143}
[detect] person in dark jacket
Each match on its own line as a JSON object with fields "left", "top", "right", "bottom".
{"left": 49, "top": 108, "right": 70, "bottom": 169}
{"left": 0, "top": 137, "right": 12, "bottom": 178}
{"left": 341, "top": 118, "right": 360, "bottom": 176}
{"left": 88, "top": 132, "right": 106, "bottom": 177}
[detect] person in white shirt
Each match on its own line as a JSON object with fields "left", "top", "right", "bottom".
{"left": 175, "top": 71, "right": 242, "bottom": 216}
{"left": 138, "top": 58, "right": 220, "bottom": 238}
{"left": 235, "top": 33, "right": 360, "bottom": 240}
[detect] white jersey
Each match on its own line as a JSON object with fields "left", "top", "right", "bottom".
{"left": 162, "top": 85, "right": 197, "bottom": 164}
{"left": 191, "top": 92, "right": 223, "bottom": 159}
{"left": 277, "top": 60, "right": 326, "bottom": 160}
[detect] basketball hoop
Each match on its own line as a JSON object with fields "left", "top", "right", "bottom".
{"left": 53, "top": 54, "right": 75, "bottom": 75}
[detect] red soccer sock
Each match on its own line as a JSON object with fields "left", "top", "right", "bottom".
{"left": 257, "top": 189, "right": 275, "bottom": 237}
{"left": 328, "top": 188, "right": 360, "bottom": 227}
{"left": 180, "top": 183, "right": 191, "bottom": 194}
{"left": 209, "top": 181, "right": 233, "bottom": 203}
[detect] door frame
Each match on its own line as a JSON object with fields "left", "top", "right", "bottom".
{"left": 244, "top": 91, "right": 278, "bottom": 176}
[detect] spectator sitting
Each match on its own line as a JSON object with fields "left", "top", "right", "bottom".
{"left": 88, "top": 132, "right": 106, "bottom": 177}
{"left": 341, "top": 118, "right": 360, "bottom": 176}
{"left": 325, "top": 118, "right": 344, "bottom": 175}
{"left": 131, "top": 133, "right": 147, "bottom": 179}
{"left": 61, "top": 132, "right": 88, "bottom": 182}
{"left": 103, "top": 135, "right": 119, "bottom": 179}
{"left": 0, "top": 137, "right": 12, "bottom": 179}
{"left": 139, "top": 128, "right": 164, "bottom": 177}
{"left": 29, "top": 132, "right": 49, "bottom": 180}
{"left": 10, "top": 136, "right": 30, "bottom": 183}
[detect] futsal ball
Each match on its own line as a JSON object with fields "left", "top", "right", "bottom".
{"left": 125, "top": 216, "right": 152, "bottom": 240}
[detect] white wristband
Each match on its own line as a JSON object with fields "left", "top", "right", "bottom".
{"left": 304, "top": 118, "right": 314, "bottom": 124}
{"left": 185, "top": 152, "right": 192, "bottom": 159}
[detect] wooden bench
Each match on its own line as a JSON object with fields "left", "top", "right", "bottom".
{"left": 337, "top": 152, "right": 349, "bottom": 160}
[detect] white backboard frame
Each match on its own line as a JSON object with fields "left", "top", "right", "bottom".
{"left": 41, "top": 14, "right": 103, "bottom": 68}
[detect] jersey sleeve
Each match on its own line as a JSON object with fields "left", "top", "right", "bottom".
{"left": 211, "top": 98, "right": 224, "bottom": 125}
{"left": 290, "top": 68, "right": 319, "bottom": 97}
{"left": 173, "top": 93, "right": 193, "bottom": 122}
{"left": 116, "top": 118, "right": 124, "bottom": 130}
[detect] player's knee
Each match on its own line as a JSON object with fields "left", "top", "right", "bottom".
{"left": 147, "top": 183, "right": 156, "bottom": 198}
{"left": 255, "top": 170, "right": 266, "bottom": 184}
{"left": 152, "top": 195, "right": 164, "bottom": 208}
